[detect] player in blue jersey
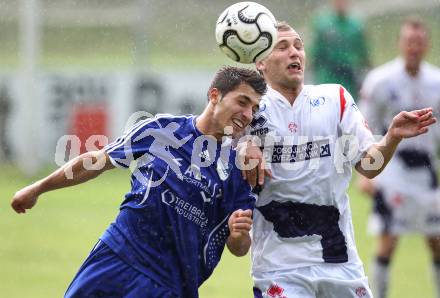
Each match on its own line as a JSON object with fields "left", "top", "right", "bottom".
{"left": 11, "top": 66, "right": 267, "bottom": 298}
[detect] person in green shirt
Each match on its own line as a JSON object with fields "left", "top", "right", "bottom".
{"left": 310, "top": 0, "right": 370, "bottom": 100}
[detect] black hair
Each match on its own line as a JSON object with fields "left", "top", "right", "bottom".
{"left": 207, "top": 66, "right": 266, "bottom": 100}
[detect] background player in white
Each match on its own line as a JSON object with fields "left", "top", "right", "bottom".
{"left": 358, "top": 17, "right": 440, "bottom": 298}
{"left": 11, "top": 66, "right": 265, "bottom": 298}
{"left": 242, "top": 21, "right": 436, "bottom": 298}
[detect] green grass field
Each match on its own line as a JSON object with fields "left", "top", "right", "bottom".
{"left": 0, "top": 165, "right": 436, "bottom": 297}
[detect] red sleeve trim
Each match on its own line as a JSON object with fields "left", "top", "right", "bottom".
{"left": 339, "top": 86, "right": 346, "bottom": 122}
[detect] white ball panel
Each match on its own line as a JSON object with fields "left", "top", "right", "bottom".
{"left": 219, "top": 45, "right": 239, "bottom": 62}
{"left": 235, "top": 23, "right": 260, "bottom": 43}
{"left": 215, "top": 2, "right": 278, "bottom": 64}
{"left": 256, "top": 13, "right": 277, "bottom": 36}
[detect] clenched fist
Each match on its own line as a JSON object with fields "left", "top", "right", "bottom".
{"left": 228, "top": 209, "right": 253, "bottom": 239}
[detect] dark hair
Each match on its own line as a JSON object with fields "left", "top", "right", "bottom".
{"left": 207, "top": 66, "right": 267, "bottom": 100}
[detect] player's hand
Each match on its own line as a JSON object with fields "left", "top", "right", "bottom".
{"left": 388, "top": 108, "right": 437, "bottom": 142}
{"left": 238, "top": 140, "right": 272, "bottom": 187}
{"left": 228, "top": 209, "right": 253, "bottom": 239}
{"left": 357, "top": 176, "right": 375, "bottom": 197}
{"left": 11, "top": 184, "right": 41, "bottom": 214}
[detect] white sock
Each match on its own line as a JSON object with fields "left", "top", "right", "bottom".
{"left": 371, "top": 256, "right": 390, "bottom": 298}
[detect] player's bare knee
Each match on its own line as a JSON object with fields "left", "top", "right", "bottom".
{"left": 378, "top": 235, "right": 398, "bottom": 257}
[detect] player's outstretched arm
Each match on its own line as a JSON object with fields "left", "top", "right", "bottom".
{"left": 356, "top": 108, "right": 437, "bottom": 179}
{"left": 226, "top": 209, "right": 253, "bottom": 257}
{"left": 11, "top": 149, "right": 115, "bottom": 214}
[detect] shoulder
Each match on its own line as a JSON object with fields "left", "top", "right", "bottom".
{"left": 364, "top": 59, "right": 400, "bottom": 88}
{"left": 308, "top": 84, "right": 350, "bottom": 119}
{"left": 146, "top": 114, "right": 196, "bottom": 130}
{"left": 124, "top": 114, "right": 194, "bottom": 137}
{"left": 310, "top": 83, "right": 341, "bottom": 92}
{"left": 309, "top": 84, "right": 343, "bottom": 101}
{"left": 423, "top": 62, "right": 440, "bottom": 81}
{"left": 154, "top": 113, "right": 194, "bottom": 125}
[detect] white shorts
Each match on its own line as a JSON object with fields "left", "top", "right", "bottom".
{"left": 253, "top": 263, "right": 372, "bottom": 298}
{"left": 368, "top": 187, "right": 440, "bottom": 235}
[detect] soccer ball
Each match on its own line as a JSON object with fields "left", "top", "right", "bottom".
{"left": 215, "top": 2, "right": 277, "bottom": 64}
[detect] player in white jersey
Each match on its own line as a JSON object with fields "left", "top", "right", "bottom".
{"left": 241, "top": 21, "right": 437, "bottom": 298}
{"left": 358, "top": 18, "right": 440, "bottom": 298}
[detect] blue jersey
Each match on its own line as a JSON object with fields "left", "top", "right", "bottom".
{"left": 102, "top": 115, "right": 255, "bottom": 297}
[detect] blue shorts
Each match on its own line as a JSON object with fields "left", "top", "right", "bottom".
{"left": 65, "top": 241, "right": 178, "bottom": 298}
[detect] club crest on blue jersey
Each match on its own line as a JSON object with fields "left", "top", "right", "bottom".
{"left": 216, "top": 158, "right": 232, "bottom": 181}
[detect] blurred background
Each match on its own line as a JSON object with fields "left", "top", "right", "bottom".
{"left": 1, "top": 0, "right": 439, "bottom": 297}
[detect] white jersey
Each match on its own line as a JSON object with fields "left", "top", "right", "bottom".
{"left": 360, "top": 58, "right": 440, "bottom": 234}
{"left": 249, "top": 85, "right": 375, "bottom": 274}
